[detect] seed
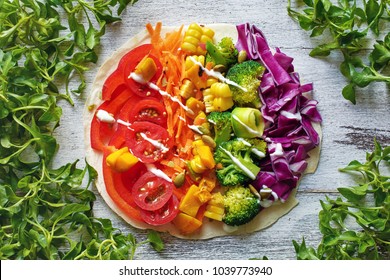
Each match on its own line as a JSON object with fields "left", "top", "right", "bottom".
{"left": 259, "top": 188, "right": 272, "bottom": 200}
{"left": 213, "top": 64, "right": 227, "bottom": 73}
{"left": 198, "top": 125, "right": 210, "bottom": 135}
{"left": 249, "top": 184, "right": 261, "bottom": 198}
{"left": 173, "top": 171, "right": 186, "bottom": 187}
{"left": 201, "top": 135, "right": 216, "bottom": 148}
{"left": 238, "top": 50, "right": 247, "bottom": 63}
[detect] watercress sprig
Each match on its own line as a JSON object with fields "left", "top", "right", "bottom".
{"left": 293, "top": 139, "right": 390, "bottom": 260}
{"left": 0, "top": 0, "right": 165, "bottom": 260}
{"left": 287, "top": 0, "right": 390, "bottom": 104}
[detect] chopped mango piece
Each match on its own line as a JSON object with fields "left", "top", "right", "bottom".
{"left": 134, "top": 57, "right": 157, "bottom": 83}
{"left": 179, "top": 185, "right": 211, "bottom": 217}
{"left": 173, "top": 212, "right": 202, "bottom": 234}
{"left": 106, "top": 147, "right": 139, "bottom": 172}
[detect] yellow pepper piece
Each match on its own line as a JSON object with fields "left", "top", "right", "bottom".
{"left": 204, "top": 192, "right": 225, "bottom": 221}
{"left": 204, "top": 211, "right": 223, "bottom": 221}
{"left": 186, "top": 97, "right": 205, "bottom": 119}
{"left": 199, "top": 172, "right": 217, "bottom": 192}
{"left": 106, "top": 147, "right": 139, "bottom": 172}
{"left": 193, "top": 111, "right": 207, "bottom": 126}
{"left": 179, "top": 185, "right": 205, "bottom": 217}
{"left": 134, "top": 57, "right": 157, "bottom": 83}
{"left": 196, "top": 145, "right": 215, "bottom": 169}
{"left": 173, "top": 212, "right": 202, "bottom": 234}
{"left": 189, "top": 155, "right": 207, "bottom": 174}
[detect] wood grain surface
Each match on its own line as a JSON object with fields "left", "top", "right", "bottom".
{"left": 53, "top": 0, "right": 390, "bottom": 259}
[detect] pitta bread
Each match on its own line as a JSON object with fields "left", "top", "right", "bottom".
{"left": 83, "top": 24, "right": 322, "bottom": 239}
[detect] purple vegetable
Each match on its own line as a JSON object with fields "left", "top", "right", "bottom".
{"left": 235, "top": 23, "right": 322, "bottom": 205}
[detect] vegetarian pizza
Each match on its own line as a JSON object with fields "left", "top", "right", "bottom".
{"left": 84, "top": 22, "right": 322, "bottom": 239}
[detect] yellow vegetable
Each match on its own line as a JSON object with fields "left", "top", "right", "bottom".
{"left": 173, "top": 212, "right": 202, "bottom": 234}
{"left": 186, "top": 97, "right": 205, "bottom": 119}
{"left": 179, "top": 184, "right": 210, "bottom": 217}
{"left": 106, "top": 147, "right": 139, "bottom": 172}
{"left": 204, "top": 192, "right": 225, "bottom": 221}
{"left": 198, "top": 172, "right": 217, "bottom": 192}
{"left": 196, "top": 145, "right": 215, "bottom": 169}
{"left": 181, "top": 23, "right": 214, "bottom": 55}
{"left": 203, "top": 82, "right": 234, "bottom": 112}
{"left": 184, "top": 55, "right": 207, "bottom": 90}
{"left": 134, "top": 57, "right": 157, "bottom": 83}
{"left": 179, "top": 79, "right": 196, "bottom": 99}
{"left": 189, "top": 155, "right": 207, "bottom": 174}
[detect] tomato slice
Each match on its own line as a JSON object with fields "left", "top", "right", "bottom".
{"left": 131, "top": 171, "right": 173, "bottom": 211}
{"left": 102, "top": 44, "right": 155, "bottom": 101}
{"left": 139, "top": 195, "right": 179, "bottom": 226}
{"left": 126, "top": 121, "right": 172, "bottom": 163}
{"left": 124, "top": 53, "right": 163, "bottom": 98}
{"left": 128, "top": 98, "right": 167, "bottom": 126}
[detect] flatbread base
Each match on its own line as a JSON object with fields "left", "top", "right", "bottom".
{"left": 83, "top": 24, "right": 321, "bottom": 239}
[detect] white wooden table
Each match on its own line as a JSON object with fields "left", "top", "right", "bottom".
{"left": 53, "top": 0, "right": 390, "bottom": 259}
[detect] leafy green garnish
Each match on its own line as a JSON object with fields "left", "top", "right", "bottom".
{"left": 0, "top": 0, "right": 165, "bottom": 260}
{"left": 293, "top": 139, "right": 390, "bottom": 260}
{"left": 287, "top": 0, "right": 390, "bottom": 104}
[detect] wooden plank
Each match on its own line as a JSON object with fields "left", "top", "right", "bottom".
{"left": 52, "top": 0, "right": 389, "bottom": 259}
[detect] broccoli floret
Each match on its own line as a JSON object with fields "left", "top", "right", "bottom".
{"left": 226, "top": 60, "right": 265, "bottom": 108}
{"left": 222, "top": 185, "right": 260, "bottom": 226}
{"left": 205, "top": 37, "right": 238, "bottom": 69}
{"left": 246, "top": 138, "right": 267, "bottom": 159}
{"left": 214, "top": 139, "right": 261, "bottom": 186}
{"left": 207, "top": 111, "right": 232, "bottom": 146}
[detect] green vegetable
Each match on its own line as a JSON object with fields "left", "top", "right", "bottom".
{"left": 226, "top": 60, "right": 265, "bottom": 108}
{"left": 293, "top": 139, "right": 390, "bottom": 260}
{"left": 205, "top": 37, "right": 238, "bottom": 69}
{"left": 0, "top": 0, "right": 164, "bottom": 260}
{"left": 223, "top": 185, "right": 260, "bottom": 226}
{"left": 214, "top": 138, "right": 265, "bottom": 186}
{"left": 207, "top": 111, "right": 233, "bottom": 145}
{"left": 287, "top": 0, "right": 390, "bottom": 104}
{"left": 231, "top": 107, "right": 265, "bottom": 138}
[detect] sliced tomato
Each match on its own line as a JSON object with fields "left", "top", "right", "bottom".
{"left": 102, "top": 44, "right": 156, "bottom": 101}
{"left": 139, "top": 195, "right": 179, "bottom": 226}
{"left": 126, "top": 121, "right": 172, "bottom": 163}
{"left": 127, "top": 98, "right": 167, "bottom": 126}
{"left": 131, "top": 171, "right": 173, "bottom": 211}
{"left": 124, "top": 54, "right": 163, "bottom": 98}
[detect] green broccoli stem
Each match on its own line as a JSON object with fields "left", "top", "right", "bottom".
{"left": 220, "top": 146, "right": 260, "bottom": 180}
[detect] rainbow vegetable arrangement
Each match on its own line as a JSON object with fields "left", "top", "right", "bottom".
{"left": 86, "top": 22, "right": 322, "bottom": 237}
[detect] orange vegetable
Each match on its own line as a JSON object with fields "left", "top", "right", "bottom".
{"left": 179, "top": 184, "right": 210, "bottom": 217}
{"left": 173, "top": 212, "right": 202, "bottom": 234}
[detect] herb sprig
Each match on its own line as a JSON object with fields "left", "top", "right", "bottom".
{"left": 287, "top": 0, "right": 390, "bottom": 104}
{"left": 294, "top": 139, "right": 390, "bottom": 260}
{"left": 0, "top": 0, "right": 164, "bottom": 259}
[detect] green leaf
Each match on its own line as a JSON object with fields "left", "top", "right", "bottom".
{"left": 147, "top": 231, "right": 164, "bottom": 252}
{"left": 341, "top": 83, "right": 356, "bottom": 104}
{"left": 337, "top": 184, "right": 368, "bottom": 203}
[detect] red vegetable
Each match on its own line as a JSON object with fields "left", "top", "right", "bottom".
{"left": 132, "top": 171, "right": 174, "bottom": 211}
{"left": 126, "top": 121, "right": 172, "bottom": 163}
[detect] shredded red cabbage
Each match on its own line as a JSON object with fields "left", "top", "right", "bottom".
{"left": 236, "top": 23, "right": 322, "bottom": 204}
